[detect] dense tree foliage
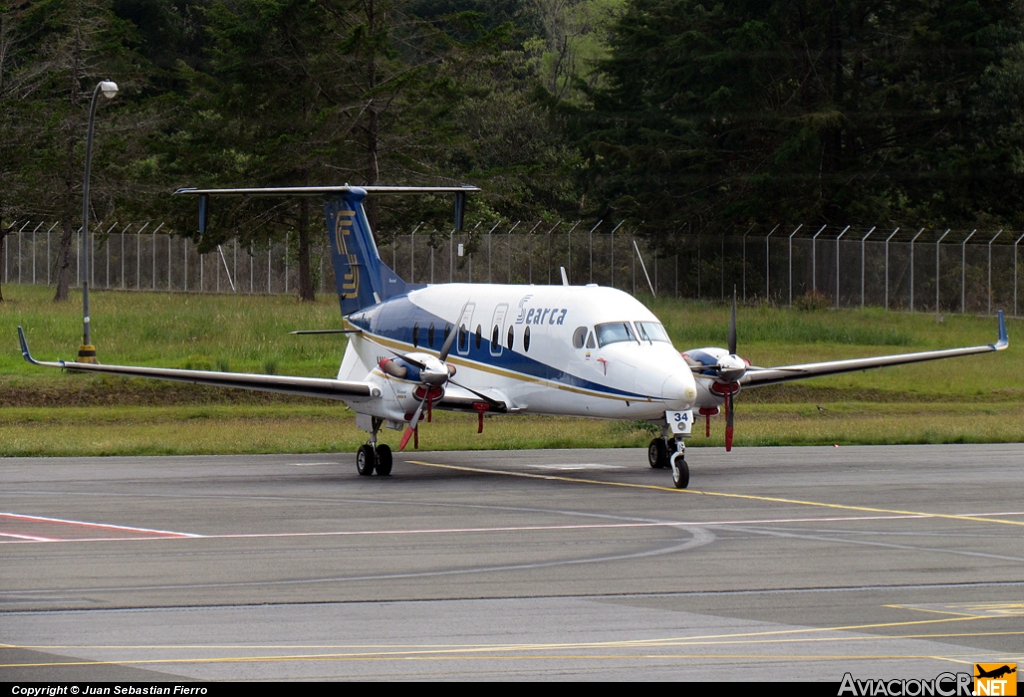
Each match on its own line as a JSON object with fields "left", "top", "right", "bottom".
{"left": 4, "top": 0, "right": 1024, "bottom": 302}
{"left": 577, "top": 0, "right": 1024, "bottom": 242}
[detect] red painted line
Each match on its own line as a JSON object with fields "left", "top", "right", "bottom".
{"left": 0, "top": 512, "right": 201, "bottom": 538}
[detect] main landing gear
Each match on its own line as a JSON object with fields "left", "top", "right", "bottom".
{"left": 648, "top": 433, "right": 688, "bottom": 489}
{"left": 357, "top": 417, "right": 393, "bottom": 477}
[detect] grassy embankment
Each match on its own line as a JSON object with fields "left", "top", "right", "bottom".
{"left": 1, "top": 283, "right": 1021, "bottom": 456}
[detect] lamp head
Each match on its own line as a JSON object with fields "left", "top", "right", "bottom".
{"left": 99, "top": 81, "right": 118, "bottom": 99}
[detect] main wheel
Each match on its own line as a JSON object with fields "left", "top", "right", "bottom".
{"left": 356, "top": 444, "right": 375, "bottom": 476}
{"left": 670, "top": 452, "right": 689, "bottom": 489}
{"left": 648, "top": 438, "right": 669, "bottom": 469}
{"left": 375, "top": 444, "right": 393, "bottom": 476}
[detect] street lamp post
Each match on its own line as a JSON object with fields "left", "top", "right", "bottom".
{"left": 79, "top": 79, "right": 118, "bottom": 363}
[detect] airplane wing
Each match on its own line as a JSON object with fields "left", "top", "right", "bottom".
{"left": 739, "top": 311, "right": 1009, "bottom": 388}
{"left": 17, "top": 327, "right": 379, "bottom": 400}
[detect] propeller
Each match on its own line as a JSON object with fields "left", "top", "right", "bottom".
{"left": 687, "top": 288, "right": 747, "bottom": 451}
{"left": 397, "top": 302, "right": 470, "bottom": 451}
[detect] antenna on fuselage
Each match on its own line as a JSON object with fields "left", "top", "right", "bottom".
{"left": 560, "top": 267, "right": 569, "bottom": 286}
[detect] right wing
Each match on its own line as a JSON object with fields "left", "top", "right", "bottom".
{"left": 739, "top": 311, "right": 1009, "bottom": 388}
{"left": 18, "top": 327, "right": 380, "bottom": 400}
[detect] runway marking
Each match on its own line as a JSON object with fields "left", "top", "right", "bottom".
{"left": 0, "top": 513, "right": 201, "bottom": 541}
{"left": 0, "top": 532, "right": 61, "bottom": 542}
{"left": 408, "top": 460, "right": 1024, "bottom": 528}
{"left": 0, "top": 513, "right": 946, "bottom": 544}
{"left": 525, "top": 464, "right": 624, "bottom": 471}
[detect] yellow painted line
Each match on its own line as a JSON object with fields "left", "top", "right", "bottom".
{"left": 9, "top": 630, "right": 1024, "bottom": 653}
{"left": 408, "top": 460, "right": 1024, "bottom": 528}
{"left": 883, "top": 605, "right": 988, "bottom": 619}
{"left": 0, "top": 653, "right": 1007, "bottom": 670}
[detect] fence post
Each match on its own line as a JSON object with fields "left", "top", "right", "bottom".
{"left": 987, "top": 230, "right": 1002, "bottom": 315}
{"left": 542, "top": 220, "right": 561, "bottom": 285}
{"left": 30, "top": 222, "right": 43, "bottom": 284}
{"left": 834, "top": 226, "right": 850, "bottom": 307}
{"left": 909, "top": 228, "right": 924, "bottom": 312}
{"left": 884, "top": 228, "right": 900, "bottom": 310}
{"left": 860, "top": 227, "right": 876, "bottom": 307}
{"left": 741, "top": 225, "right": 754, "bottom": 301}
{"left": 484, "top": 221, "right": 499, "bottom": 284}
{"left": 607, "top": 221, "right": 624, "bottom": 288}
{"left": 410, "top": 222, "right": 422, "bottom": 283}
{"left": 961, "top": 229, "right": 976, "bottom": 313}
{"left": 1015, "top": 232, "right": 1024, "bottom": 317}
{"left": 788, "top": 224, "right": 802, "bottom": 306}
{"left": 507, "top": 221, "right": 521, "bottom": 283}
{"left": 587, "top": 220, "right": 603, "bottom": 283}
{"left": 935, "top": 229, "right": 950, "bottom": 315}
{"left": 811, "top": 225, "right": 826, "bottom": 293}
{"left": 765, "top": 225, "right": 778, "bottom": 301}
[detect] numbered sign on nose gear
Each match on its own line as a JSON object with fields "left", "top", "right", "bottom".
{"left": 666, "top": 410, "right": 693, "bottom": 436}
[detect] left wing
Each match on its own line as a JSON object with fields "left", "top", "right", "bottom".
{"left": 739, "top": 311, "right": 1008, "bottom": 388}
{"left": 17, "top": 327, "right": 380, "bottom": 400}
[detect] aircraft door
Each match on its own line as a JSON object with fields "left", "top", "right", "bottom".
{"left": 455, "top": 303, "right": 476, "bottom": 357}
{"left": 490, "top": 304, "right": 508, "bottom": 356}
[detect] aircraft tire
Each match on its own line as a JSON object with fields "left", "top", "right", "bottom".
{"left": 670, "top": 453, "right": 689, "bottom": 489}
{"left": 356, "top": 444, "right": 375, "bottom": 476}
{"left": 375, "top": 444, "right": 393, "bottom": 476}
{"left": 648, "top": 438, "right": 669, "bottom": 469}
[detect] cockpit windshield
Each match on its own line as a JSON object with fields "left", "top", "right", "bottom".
{"left": 594, "top": 322, "right": 636, "bottom": 347}
{"left": 635, "top": 321, "right": 671, "bottom": 343}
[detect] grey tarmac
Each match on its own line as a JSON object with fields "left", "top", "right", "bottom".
{"left": 1, "top": 444, "right": 1023, "bottom": 681}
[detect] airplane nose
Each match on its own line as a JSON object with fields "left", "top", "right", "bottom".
{"left": 660, "top": 372, "right": 696, "bottom": 410}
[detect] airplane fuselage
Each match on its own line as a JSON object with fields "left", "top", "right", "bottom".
{"left": 338, "top": 283, "right": 699, "bottom": 425}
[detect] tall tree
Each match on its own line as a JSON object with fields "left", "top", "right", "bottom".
{"left": 577, "top": 0, "right": 1024, "bottom": 242}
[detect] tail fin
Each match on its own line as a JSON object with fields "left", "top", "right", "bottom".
{"left": 173, "top": 183, "right": 477, "bottom": 316}
{"left": 325, "top": 188, "right": 418, "bottom": 315}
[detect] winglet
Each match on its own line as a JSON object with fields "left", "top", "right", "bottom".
{"left": 17, "top": 326, "right": 37, "bottom": 365}
{"left": 994, "top": 310, "right": 1009, "bottom": 350}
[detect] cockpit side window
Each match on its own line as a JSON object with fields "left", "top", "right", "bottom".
{"left": 635, "top": 321, "right": 671, "bottom": 343}
{"left": 586, "top": 331, "right": 596, "bottom": 349}
{"left": 594, "top": 321, "right": 636, "bottom": 347}
{"left": 572, "top": 326, "right": 587, "bottom": 349}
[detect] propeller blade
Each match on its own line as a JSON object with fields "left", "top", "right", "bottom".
{"left": 448, "top": 378, "right": 504, "bottom": 410}
{"left": 399, "top": 395, "right": 428, "bottom": 451}
{"left": 725, "top": 389, "right": 735, "bottom": 452}
{"left": 728, "top": 286, "right": 737, "bottom": 357}
{"left": 388, "top": 349, "right": 427, "bottom": 371}
{"left": 438, "top": 301, "right": 470, "bottom": 362}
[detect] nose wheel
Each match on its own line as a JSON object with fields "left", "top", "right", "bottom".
{"left": 670, "top": 451, "right": 689, "bottom": 489}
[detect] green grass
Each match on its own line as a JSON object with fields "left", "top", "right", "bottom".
{"left": 1, "top": 283, "right": 1021, "bottom": 456}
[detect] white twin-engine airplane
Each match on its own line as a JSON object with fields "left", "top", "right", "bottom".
{"left": 17, "top": 185, "right": 1010, "bottom": 489}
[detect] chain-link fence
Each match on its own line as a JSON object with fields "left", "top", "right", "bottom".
{"left": 3, "top": 220, "right": 1023, "bottom": 316}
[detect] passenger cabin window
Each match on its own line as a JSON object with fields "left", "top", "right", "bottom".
{"left": 523, "top": 326, "right": 531, "bottom": 352}
{"left": 635, "top": 321, "right": 671, "bottom": 343}
{"left": 491, "top": 326, "right": 499, "bottom": 351}
{"left": 507, "top": 326, "right": 514, "bottom": 350}
{"left": 572, "top": 326, "right": 587, "bottom": 349}
{"left": 475, "top": 325, "right": 482, "bottom": 350}
{"left": 428, "top": 323, "right": 435, "bottom": 346}
{"left": 458, "top": 324, "right": 468, "bottom": 353}
{"left": 594, "top": 322, "right": 636, "bottom": 347}
{"left": 412, "top": 323, "right": 419, "bottom": 347}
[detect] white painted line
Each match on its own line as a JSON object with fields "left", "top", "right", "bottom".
{"left": 0, "top": 531, "right": 61, "bottom": 542}
{"left": 0, "top": 512, "right": 202, "bottom": 538}
{"left": 291, "top": 462, "right": 337, "bottom": 467}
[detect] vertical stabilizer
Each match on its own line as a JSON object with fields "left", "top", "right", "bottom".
{"left": 325, "top": 188, "right": 417, "bottom": 315}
